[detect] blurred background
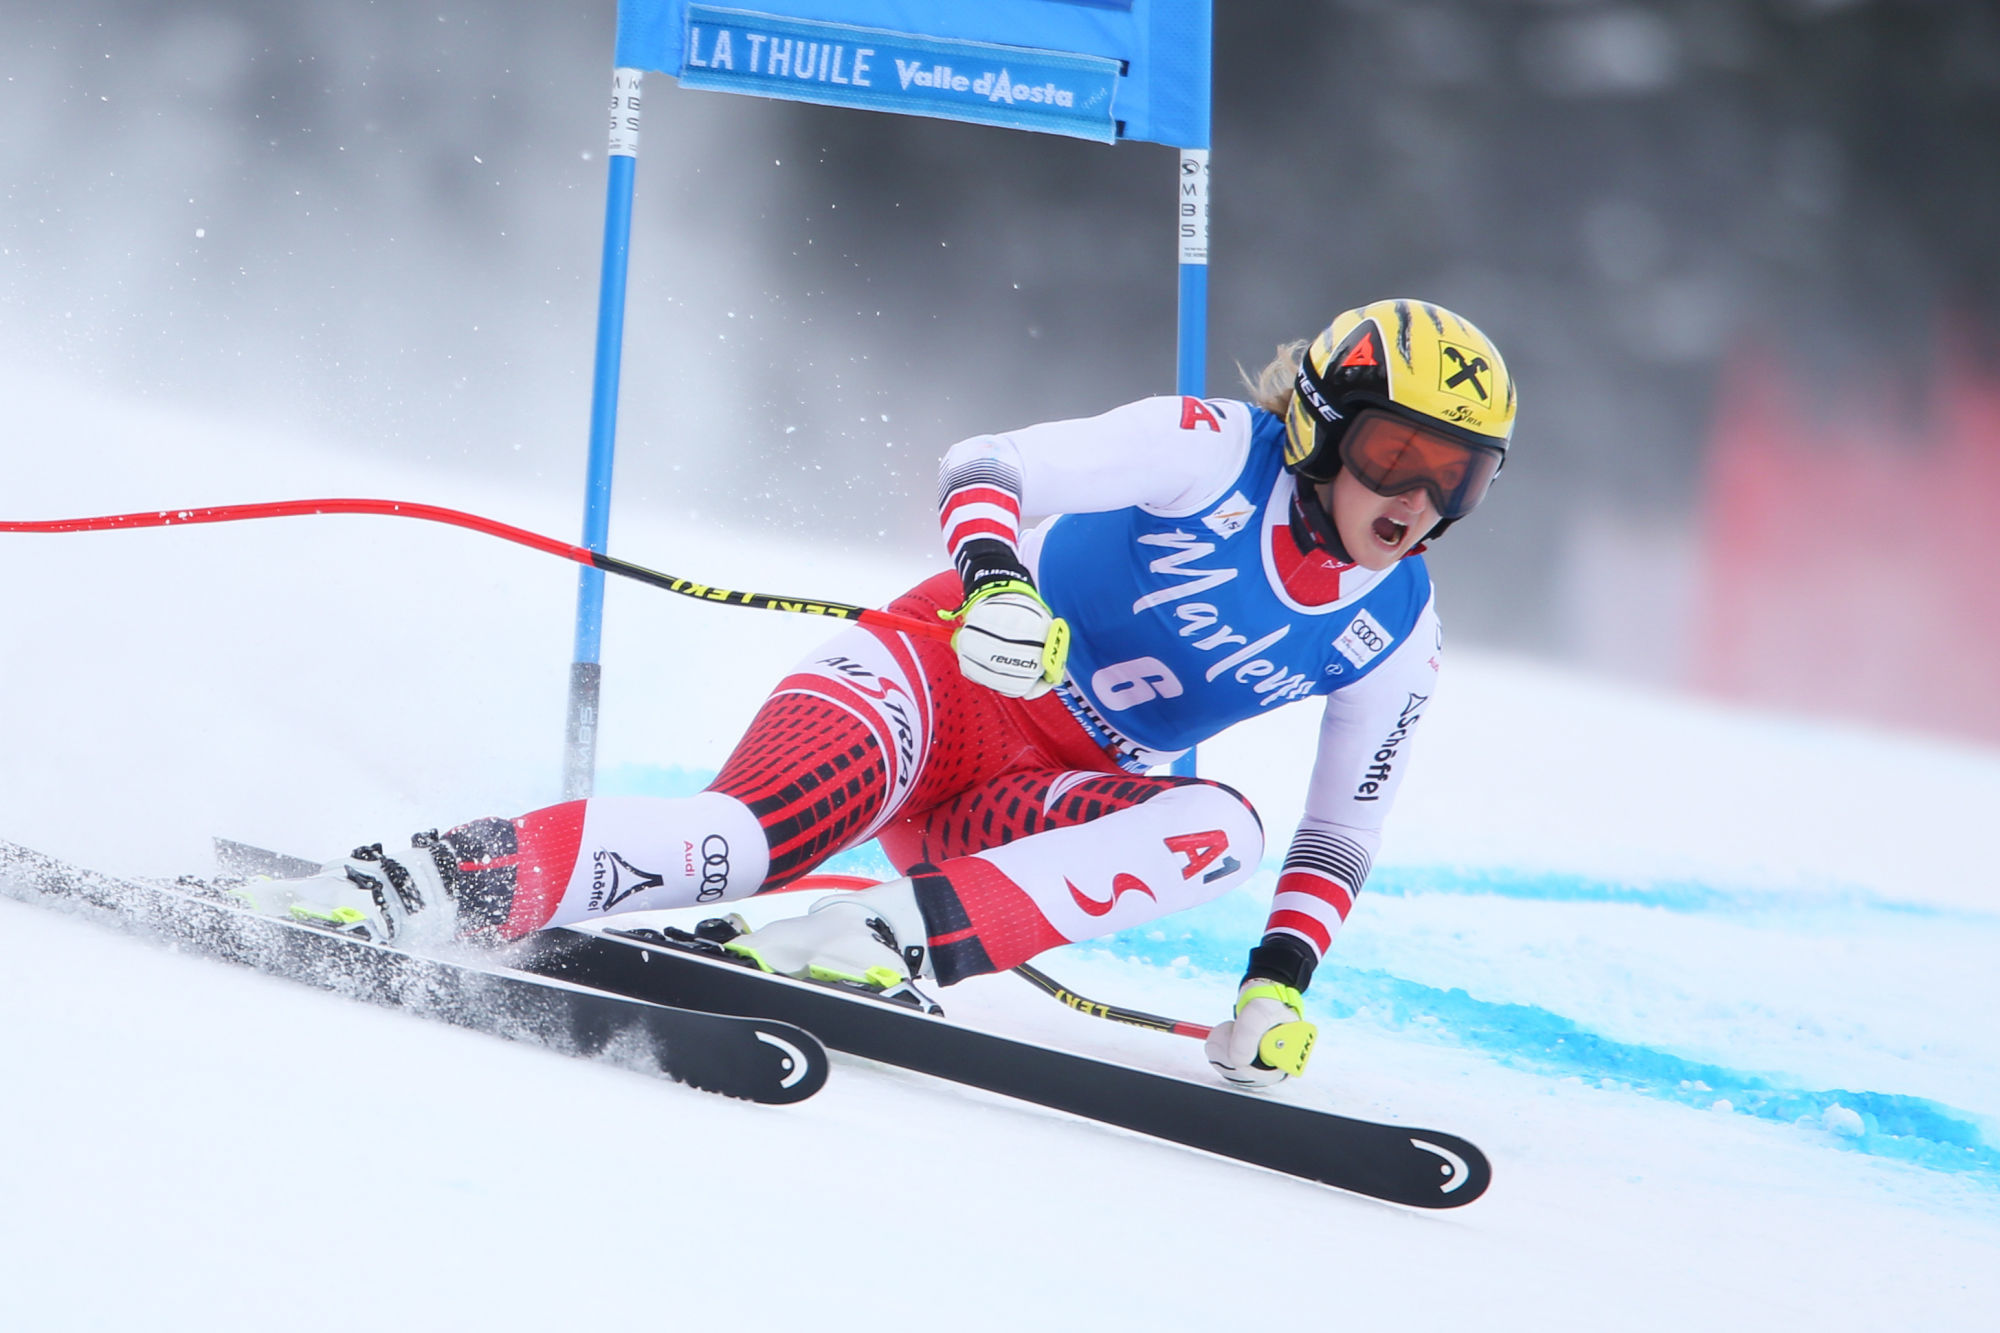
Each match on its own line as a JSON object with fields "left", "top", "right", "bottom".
{"left": 4, "top": 0, "right": 1998, "bottom": 747}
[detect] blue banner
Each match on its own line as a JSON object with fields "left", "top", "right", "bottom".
{"left": 616, "top": 0, "right": 1210, "bottom": 147}
{"left": 681, "top": 7, "right": 1119, "bottom": 142}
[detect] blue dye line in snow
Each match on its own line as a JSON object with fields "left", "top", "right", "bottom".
{"left": 1317, "top": 964, "right": 2000, "bottom": 1182}
{"left": 1365, "top": 864, "right": 2000, "bottom": 926}
{"left": 1083, "top": 892, "right": 2000, "bottom": 1185}
{"left": 597, "top": 762, "right": 1996, "bottom": 1181}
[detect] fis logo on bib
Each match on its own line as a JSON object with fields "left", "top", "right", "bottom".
{"left": 1202, "top": 491, "right": 1255, "bottom": 540}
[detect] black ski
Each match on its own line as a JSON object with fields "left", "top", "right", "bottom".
{"left": 512, "top": 924, "right": 1492, "bottom": 1207}
{"left": 209, "top": 837, "right": 1492, "bottom": 1205}
{"left": 0, "top": 840, "right": 826, "bottom": 1105}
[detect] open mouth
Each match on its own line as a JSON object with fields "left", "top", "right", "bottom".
{"left": 1372, "top": 516, "right": 1409, "bottom": 548}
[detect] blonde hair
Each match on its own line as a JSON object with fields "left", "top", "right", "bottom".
{"left": 1240, "top": 338, "right": 1309, "bottom": 416}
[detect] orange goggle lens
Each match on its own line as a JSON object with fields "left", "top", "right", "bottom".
{"left": 1337, "top": 410, "right": 1503, "bottom": 520}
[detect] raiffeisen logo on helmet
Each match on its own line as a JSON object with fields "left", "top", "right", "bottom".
{"left": 1436, "top": 341, "right": 1492, "bottom": 405}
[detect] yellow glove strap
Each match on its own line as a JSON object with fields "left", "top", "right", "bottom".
{"left": 1257, "top": 1020, "right": 1317, "bottom": 1076}
{"left": 1237, "top": 982, "right": 1305, "bottom": 1017}
{"left": 1041, "top": 617, "right": 1071, "bottom": 686}
{"left": 1238, "top": 982, "right": 1316, "bottom": 1077}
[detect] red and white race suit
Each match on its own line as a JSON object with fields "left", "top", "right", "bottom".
{"left": 447, "top": 397, "right": 1437, "bottom": 989}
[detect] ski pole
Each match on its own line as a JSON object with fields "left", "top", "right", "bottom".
{"left": 1011, "top": 962, "right": 1213, "bottom": 1040}
{"left": 0, "top": 498, "right": 955, "bottom": 643}
{"left": 781, "top": 873, "right": 1213, "bottom": 1040}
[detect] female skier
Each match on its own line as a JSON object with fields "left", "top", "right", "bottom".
{"left": 257, "top": 299, "right": 1516, "bottom": 1087}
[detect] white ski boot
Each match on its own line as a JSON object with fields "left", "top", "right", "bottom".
{"left": 231, "top": 833, "right": 460, "bottom": 950}
{"left": 725, "top": 878, "right": 931, "bottom": 993}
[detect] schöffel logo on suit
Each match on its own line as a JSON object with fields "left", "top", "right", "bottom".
{"left": 1354, "top": 693, "right": 1428, "bottom": 801}
{"left": 589, "top": 850, "right": 664, "bottom": 912}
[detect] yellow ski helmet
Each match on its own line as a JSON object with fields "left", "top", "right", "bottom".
{"left": 1285, "top": 300, "right": 1517, "bottom": 508}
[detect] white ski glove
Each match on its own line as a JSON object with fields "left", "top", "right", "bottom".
{"left": 946, "top": 578, "right": 1070, "bottom": 700}
{"left": 1205, "top": 979, "right": 1318, "bottom": 1088}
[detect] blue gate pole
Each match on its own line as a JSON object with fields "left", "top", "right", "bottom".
{"left": 563, "top": 67, "right": 644, "bottom": 800}
{"left": 1169, "top": 143, "right": 1210, "bottom": 780}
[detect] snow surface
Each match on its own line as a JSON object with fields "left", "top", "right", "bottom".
{"left": 4, "top": 368, "right": 1998, "bottom": 1330}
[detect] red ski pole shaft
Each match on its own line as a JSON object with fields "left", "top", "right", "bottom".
{"left": 0, "top": 498, "right": 954, "bottom": 643}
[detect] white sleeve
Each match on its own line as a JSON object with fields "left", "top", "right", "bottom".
{"left": 1302, "top": 595, "right": 1440, "bottom": 832}
{"left": 941, "top": 395, "right": 1253, "bottom": 522}
{"left": 1261, "top": 596, "right": 1442, "bottom": 962}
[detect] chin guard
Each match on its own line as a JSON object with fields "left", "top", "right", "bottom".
{"left": 1288, "top": 482, "right": 1351, "bottom": 562}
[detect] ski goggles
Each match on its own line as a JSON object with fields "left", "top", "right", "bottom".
{"left": 1336, "top": 405, "right": 1506, "bottom": 521}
